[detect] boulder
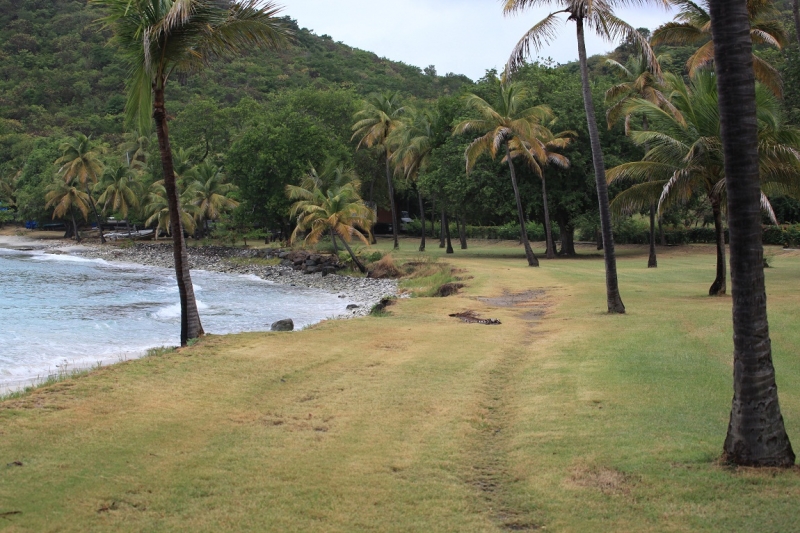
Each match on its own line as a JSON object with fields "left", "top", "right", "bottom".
{"left": 270, "top": 318, "right": 294, "bottom": 332}
{"left": 346, "top": 304, "right": 359, "bottom": 310}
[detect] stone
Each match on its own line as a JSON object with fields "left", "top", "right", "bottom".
{"left": 346, "top": 304, "right": 359, "bottom": 310}
{"left": 271, "top": 318, "right": 294, "bottom": 331}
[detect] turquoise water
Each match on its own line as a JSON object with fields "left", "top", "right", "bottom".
{"left": 0, "top": 248, "right": 348, "bottom": 390}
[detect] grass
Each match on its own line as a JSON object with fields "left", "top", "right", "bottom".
{"left": 1, "top": 237, "right": 799, "bottom": 532}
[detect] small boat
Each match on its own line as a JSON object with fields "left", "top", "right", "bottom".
{"left": 104, "top": 229, "right": 155, "bottom": 241}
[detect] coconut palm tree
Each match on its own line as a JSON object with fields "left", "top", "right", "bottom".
{"left": 55, "top": 133, "right": 107, "bottom": 243}
{"left": 286, "top": 164, "right": 375, "bottom": 273}
{"left": 45, "top": 177, "right": 92, "bottom": 242}
{"left": 507, "top": 126, "right": 575, "bottom": 259}
{"left": 187, "top": 161, "right": 239, "bottom": 236}
{"left": 389, "top": 105, "right": 442, "bottom": 252}
{"left": 95, "top": 0, "right": 291, "bottom": 345}
{"left": 651, "top": 0, "right": 787, "bottom": 96}
{"left": 709, "top": 0, "right": 795, "bottom": 467}
{"left": 454, "top": 80, "right": 554, "bottom": 267}
{"left": 503, "top": 0, "right": 660, "bottom": 311}
{"left": 352, "top": 91, "right": 405, "bottom": 250}
{"left": 605, "top": 52, "right": 680, "bottom": 268}
{"left": 96, "top": 163, "right": 142, "bottom": 221}
{"left": 607, "top": 71, "right": 800, "bottom": 296}
{"left": 145, "top": 182, "right": 197, "bottom": 239}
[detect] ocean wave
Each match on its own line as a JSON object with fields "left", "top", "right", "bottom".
{"left": 151, "top": 299, "right": 209, "bottom": 320}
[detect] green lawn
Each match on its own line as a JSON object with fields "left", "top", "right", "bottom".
{"left": 1, "top": 239, "right": 798, "bottom": 532}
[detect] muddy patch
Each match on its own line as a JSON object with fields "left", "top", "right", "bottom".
{"left": 478, "top": 290, "right": 545, "bottom": 307}
{"left": 449, "top": 310, "right": 501, "bottom": 325}
{"left": 436, "top": 282, "right": 464, "bottom": 297}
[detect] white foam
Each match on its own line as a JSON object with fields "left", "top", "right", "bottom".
{"left": 151, "top": 299, "right": 208, "bottom": 320}
{"left": 31, "top": 253, "right": 108, "bottom": 265}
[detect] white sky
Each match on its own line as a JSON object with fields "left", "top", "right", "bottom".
{"left": 281, "top": 1, "right": 677, "bottom": 80}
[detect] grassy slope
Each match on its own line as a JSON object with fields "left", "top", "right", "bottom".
{"left": 1, "top": 239, "right": 799, "bottom": 532}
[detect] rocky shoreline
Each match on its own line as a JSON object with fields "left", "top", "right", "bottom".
{"left": 72, "top": 243, "right": 398, "bottom": 320}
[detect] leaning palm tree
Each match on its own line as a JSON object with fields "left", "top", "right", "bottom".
{"left": 607, "top": 70, "right": 800, "bottom": 296}
{"left": 45, "top": 177, "right": 92, "bottom": 242}
{"left": 507, "top": 125, "right": 575, "bottom": 259}
{"left": 286, "top": 166, "right": 375, "bottom": 273}
{"left": 651, "top": 0, "right": 787, "bottom": 96}
{"left": 709, "top": 0, "right": 794, "bottom": 467}
{"left": 605, "top": 51, "right": 680, "bottom": 268}
{"left": 96, "top": 163, "right": 142, "bottom": 220}
{"left": 55, "top": 133, "right": 107, "bottom": 243}
{"left": 352, "top": 91, "right": 405, "bottom": 250}
{"left": 503, "top": 0, "right": 661, "bottom": 311}
{"left": 389, "top": 105, "right": 442, "bottom": 252}
{"left": 454, "top": 80, "right": 553, "bottom": 267}
{"left": 95, "top": 0, "right": 291, "bottom": 345}
{"left": 187, "top": 161, "right": 239, "bottom": 236}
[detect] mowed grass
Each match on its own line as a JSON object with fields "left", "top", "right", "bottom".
{"left": 1, "top": 238, "right": 799, "bottom": 532}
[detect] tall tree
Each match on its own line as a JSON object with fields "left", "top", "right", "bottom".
{"left": 96, "top": 0, "right": 290, "bottom": 345}
{"left": 55, "top": 133, "right": 107, "bottom": 243}
{"left": 45, "top": 177, "right": 91, "bottom": 242}
{"left": 652, "top": 0, "right": 787, "bottom": 96}
{"left": 352, "top": 91, "right": 405, "bottom": 250}
{"left": 454, "top": 80, "right": 553, "bottom": 267}
{"left": 503, "top": 0, "right": 659, "bottom": 311}
{"left": 605, "top": 52, "right": 678, "bottom": 268}
{"left": 186, "top": 161, "right": 239, "bottom": 236}
{"left": 96, "top": 163, "right": 142, "bottom": 220}
{"left": 710, "top": 0, "right": 795, "bottom": 467}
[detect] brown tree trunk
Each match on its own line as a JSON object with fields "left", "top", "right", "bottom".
{"left": 444, "top": 212, "right": 454, "bottom": 254}
{"left": 709, "top": 196, "right": 727, "bottom": 296}
{"left": 417, "top": 187, "right": 426, "bottom": 252}
{"left": 330, "top": 228, "right": 339, "bottom": 254}
{"left": 710, "top": 0, "right": 795, "bottom": 467}
{"left": 648, "top": 203, "right": 658, "bottom": 268}
{"left": 385, "top": 156, "right": 399, "bottom": 250}
{"left": 505, "top": 141, "right": 538, "bottom": 266}
{"left": 85, "top": 185, "right": 105, "bottom": 244}
{"left": 576, "top": 17, "right": 624, "bottom": 312}
{"left": 71, "top": 210, "right": 80, "bottom": 243}
{"left": 153, "top": 86, "right": 204, "bottom": 346}
{"left": 334, "top": 234, "right": 366, "bottom": 273}
{"left": 440, "top": 207, "right": 446, "bottom": 248}
{"left": 541, "top": 176, "right": 555, "bottom": 259}
{"left": 458, "top": 214, "right": 468, "bottom": 250}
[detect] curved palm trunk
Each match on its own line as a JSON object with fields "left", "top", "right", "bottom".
{"left": 710, "top": 0, "right": 795, "bottom": 467}
{"left": 417, "top": 187, "right": 426, "bottom": 252}
{"left": 334, "top": 234, "right": 366, "bottom": 273}
{"left": 85, "top": 187, "right": 106, "bottom": 244}
{"left": 330, "top": 228, "right": 339, "bottom": 254}
{"left": 154, "top": 87, "right": 204, "bottom": 346}
{"left": 576, "top": 18, "right": 624, "bottom": 312}
{"left": 648, "top": 203, "right": 658, "bottom": 268}
{"left": 505, "top": 141, "right": 538, "bottom": 267}
{"left": 444, "top": 212, "right": 454, "bottom": 254}
{"left": 458, "top": 214, "right": 468, "bottom": 250}
{"left": 385, "top": 156, "right": 399, "bottom": 250}
{"left": 709, "top": 196, "right": 727, "bottom": 296}
{"left": 541, "top": 176, "right": 555, "bottom": 259}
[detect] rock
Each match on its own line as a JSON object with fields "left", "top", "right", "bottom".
{"left": 270, "top": 318, "right": 294, "bottom": 331}
{"left": 346, "top": 304, "right": 359, "bottom": 310}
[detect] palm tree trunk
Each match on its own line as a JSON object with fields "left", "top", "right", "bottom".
{"left": 430, "top": 197, "right": 435, "bottom": 238}
{"left": 458, "top": 214, "right": 467, "bottom": 250}
{"left": 440, "top": 207, "right": 446, "bottom": 248}
{"left": 385, "top": 156, "right": 399, "bottom": 250}
{"left": 541, "top": 176, "right": 555, "bottom": 259}
{"left": 153, "top": 86, "right": 204, "bottom": 346}
{"left": 85, "top": 185, "right": 105, "bottom": 244}
{"left": 71, "top": 210, "right": 80, "bottom": 243}
{"left": 336, "top": 234, "right": 367, "bottom": 273}
{"left": 709, "top": 0, "right": 795, "bottom": 467}
{"left": 709, "top": 196, "right": 727, "bottom": 296}
{"left": 417, "top": 186, "right": 426, "bottom": 252}
{"left": 505, "top": 141, "right": 538, "bottom": 267}
{"left": 330, "top": 229, "right": 339, "bottom": 254}
{"left": 648, "top": 203, "right": 658, "bottom": 268}
{"left": 576, "top": 17, "right": 624, "bottom": 312}
{"left": 659, "top": 217, "right": 666, "bottom": 245}
{"left": 444, "top": 212, "right": 454, "bottom": 254}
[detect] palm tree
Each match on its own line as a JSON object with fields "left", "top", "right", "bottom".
{"left": 352, "top": 91, "right": 405, "bottom": 250}
{"left": 709, "top": 0, "right": 795, "bottom": 467}
{"left": 45, "top": 177, "right": 91, "bottom": 242}
{"left": 503, "top": 0, "right": 659, "bottom": 311}
{"left": 187, "top": 161, "right": 239, "bottom": 235}
{"left": 55, "top": 133, "right": 107, "bottom": 243}
{"left": 96, "top": 0, "right": 290, "bottom": 345}
{"left": 286, "top": 164, "right": 375, "bottom": 273}
{"left": 605, "top": 52, "right": 680, "bottom": 268}
{"left": 607, "top": 71, "right": 800, "bottom": 296}
{"left": 507, "top": 126, "right": 575, "bottom": 259}
{"left": 454, "top": 80, "right": 554, "bottom": 267}
{"left": 651, "top": 0, "right": 787, "bottom": 96}
{"left": 145, "top": 182, "right": 198, "bottom": 239}
{"left": 96, "top": 163, "right": 142, "bottom": 221}
{"left": 389, "top": 105, "right": 442, "bottom": 252}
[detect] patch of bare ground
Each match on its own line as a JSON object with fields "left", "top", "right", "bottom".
{"left": 464, "top": 290, "right": 553, "bottom": 531}
{"left": 567, "top": 465, "right": 635, "bottom": 496}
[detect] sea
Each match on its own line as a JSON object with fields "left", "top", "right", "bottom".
{"left": 0, "top": 247, "right": 349, "bottom": 392}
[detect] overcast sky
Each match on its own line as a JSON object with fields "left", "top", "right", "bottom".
{"left": 280, "top": 1, "right": 677, "bottom": 80}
